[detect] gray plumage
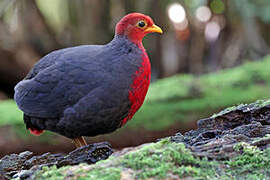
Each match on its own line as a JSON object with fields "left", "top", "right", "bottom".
{"left": 14, "top": 35, "right": 144, "bottom": 138}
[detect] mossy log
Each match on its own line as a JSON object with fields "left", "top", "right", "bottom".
{"left": 3, "top": 99, "right": 269, "bottom": 180}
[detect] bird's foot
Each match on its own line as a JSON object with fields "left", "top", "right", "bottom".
{"left": 72, "top": 136, "right": 87, "bottom": 148}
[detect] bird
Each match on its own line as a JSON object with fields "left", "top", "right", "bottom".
{"left": 14, "top": 13, "right": 162, "bottom": 148}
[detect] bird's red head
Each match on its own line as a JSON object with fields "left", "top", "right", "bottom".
{"left": 116, "top": 13, "right": 163, "bottom": 43}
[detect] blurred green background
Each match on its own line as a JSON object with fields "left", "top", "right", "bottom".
{"left": 0, "top": 0, "right": 270, "bottom": 157}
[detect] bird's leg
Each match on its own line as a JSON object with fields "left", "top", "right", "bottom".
{"left": 72, "top": 136, "right": 87, "bottom": 148}
{"left": 78, "top": 136, "right": 87, "bottom": 146}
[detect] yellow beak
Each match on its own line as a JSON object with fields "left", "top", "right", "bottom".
{"left": 145, "top": 24, "right": 163, "bottom": 34}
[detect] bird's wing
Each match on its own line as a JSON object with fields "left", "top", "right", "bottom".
{"left": 14, "top": 46, "right": 108, "bottom": 118}
{"left": 15, "top": 59, "right": 107, "bottom": 118}
{"left": 24, "top": 49, "right": 62, "bottom": 80}
{"left": 24, "top": 45, "right": 97, "bottom": 80}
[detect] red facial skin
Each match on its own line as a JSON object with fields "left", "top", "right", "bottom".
{"left": 115, "top": 13, "right": 156, "bottom": 125}
{"left": 116, "top": 13, "right": 155, "bottom": 44}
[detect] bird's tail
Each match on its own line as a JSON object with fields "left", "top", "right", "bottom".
{"left": 24, "top": 114, "right": 45, "bottom": 136}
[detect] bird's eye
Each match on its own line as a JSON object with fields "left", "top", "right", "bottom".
{"left": 137, "top": 20, "right": 147, "bottom": 28}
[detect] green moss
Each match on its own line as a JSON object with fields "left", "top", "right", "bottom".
{"left": 82, "top": 167, "right": 121, "bottom": 180}
{"left": 225, "top": 142, "right": 270, "bottom": 179}
{"left": 121, "top": 139, "right": 218, "bottom": 179}
{"left": 33, "top": 166, "right": 66, "bottom": 180}
{"left": 256, "top": 99, "right": 270, "bottom": 107}
{"left": 34, "top": 163, "right": 121, "bottom": 180}
{"left": 212, "top": 99, "right": 270, "bottom": 118}
{"left": 31, "top": 138, "right": 270, "bottom": 180}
